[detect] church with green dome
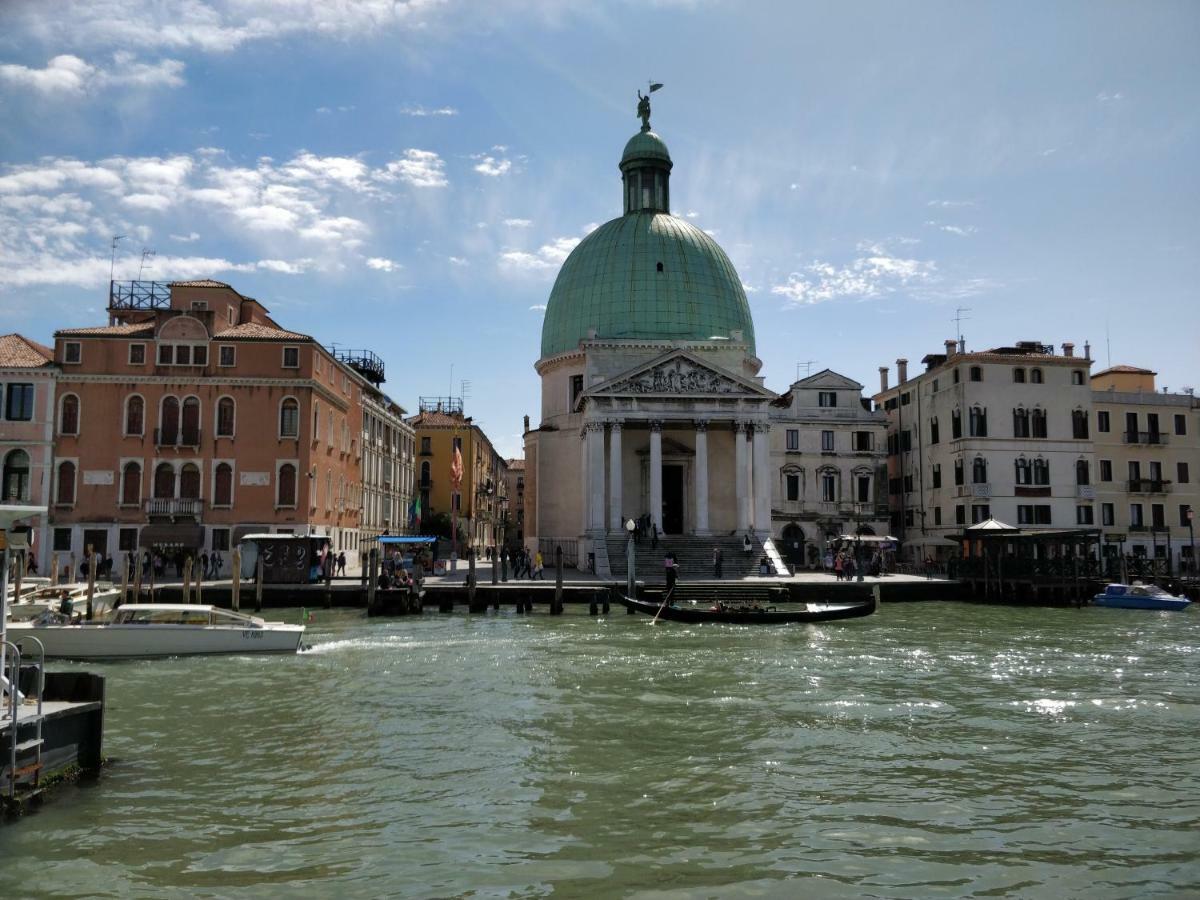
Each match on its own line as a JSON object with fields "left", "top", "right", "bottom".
{"left": 525, "top": 92, "right": 788, "bottom": 577}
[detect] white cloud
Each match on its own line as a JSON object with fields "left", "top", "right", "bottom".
{"left": 170, "top": 231, "right": 200, "bottom": 242}
{"left": 926, "top": 200, "right": 975, "bottom": 209}
{"left": 0, "top": 53, "right": 184, "bottom": 95}
{"left": 771, "top": 246, "right": 937, "bottom": 306}
{"left": 473, "top": 156, "right": 512, "bottom": 177}
{"left": 503, "top": 218, "right": 532, "bottom": 227}
{"left": 500, "top": 236, "right": 581, "bottom": 272}
{"left": 257, "top": 258, "right": 313, "bottom": 274}
{"left": 528, "top": 304, "right": 547, "bottom": 311}
{"left": 379, "top": 149, "right": 447, "bottom": 188}
{"left": 399, "top": 104, "right": 458, "bottom": 117}
{"left": 448, "top": 256, "right": 468, "bottom": 266}
{"left": 366, "top": 257, "right": 399, "bottom": 272}
{"left": 685, "top": 210, "right": 700, "bottom": 218}
{"left": 1096, "top": 91, "right": 1126, "bottom": 103}
{"left": 939, "top": 224, "right": 977, "bottom": 237}
{"left": 316, "top": 104, "right": 356, "bottom": 114}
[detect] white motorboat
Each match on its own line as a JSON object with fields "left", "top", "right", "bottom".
{"left": 6, "top": 582, "right": 120, "bottom": 621}
{"left": 7, "top": 603, "right": 305, "bottom": 658}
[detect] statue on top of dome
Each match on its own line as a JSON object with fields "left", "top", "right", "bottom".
{"left": 637, "top": 82, "right": 663, "bottom": 132}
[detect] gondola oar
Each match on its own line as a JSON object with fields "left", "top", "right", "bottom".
{"left": 651, "top": 586, "right": 675, "bottom": 625}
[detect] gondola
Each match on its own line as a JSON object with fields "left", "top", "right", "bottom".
{"left": 616, "top": 593, "right": 876, "bottom": 624}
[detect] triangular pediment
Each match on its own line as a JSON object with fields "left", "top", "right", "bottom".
{"left": 585, "top": 349, "right": 776, "bottom": 400}
{"left": 793, "top": 368, "right": 864, "bottom": 391}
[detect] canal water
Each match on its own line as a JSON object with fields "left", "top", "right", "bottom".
{"left": 2, "top": 602, "right": 1198, "bottom": 898}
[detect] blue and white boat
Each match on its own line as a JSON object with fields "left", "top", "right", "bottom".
{"left": 1092, "top": 583, "right": 1191, "bottom": 611}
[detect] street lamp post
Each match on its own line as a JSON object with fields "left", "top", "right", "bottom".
{"left": 625, "top": 518, "right": 637, "bottom": 600}
{"left": 1188, "top": 506, "right": 1195, "bottom": 578}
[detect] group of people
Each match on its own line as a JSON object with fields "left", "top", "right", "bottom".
{"left": 505, "top": 546, "right": 545, "bottom": 579}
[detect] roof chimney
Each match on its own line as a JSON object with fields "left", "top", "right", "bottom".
{"left": 523, "top": 414, "right": 530, "bottom": 433}
{"left": 1062, "top": 342, "right": 1074, "bottom": 358}
{"left": 896, "top": 358, "right": 908, "bottom": 384}
{"left": 958, "top": 338, "right": 966, "bottom": 353}
{"left": 945, "top": 339, "right": 957, "bottom": 357}
{"left": 1084, "top": 341, "right": 1091, "bottom": 361}
{"left": 879, "top": 366, "right": 889, "bottom": 392}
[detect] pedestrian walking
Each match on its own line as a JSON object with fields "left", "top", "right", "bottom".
{"left": 533, "top": 550, "right": 545, "bottom": 580}
{"left": 338, "top": 550, "right": 347, "bottom": 576}
{"left": 834, "top": 552, "right": 844, "bottom": 581}
{"left": 651, "top": 522, "right": 659, "bottom": 551}
{"left": 743, "top": 534, "right": 752, "bottom": 559}
{"left": 712, "top": 547, "right": 723, "bottom": 579}
{"left": 200, "top": 551, "right": 209, "bottom": 581}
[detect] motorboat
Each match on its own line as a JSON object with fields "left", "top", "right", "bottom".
{"left": 7, "top": 604, "right": 305, "bottom": 658}
{"left": 616, "top": 593, "right": 876, "bottom": 624}
{"left": 1092, "top": 583, "right": 1191, "bottom": 612}
{"left": 6, "top": 582, "right": 120, "bottom": 621}
{"left": 4, "top": 576, "right": 50, "bottom": 603}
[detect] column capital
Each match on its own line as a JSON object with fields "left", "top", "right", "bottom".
{"left": 754, "top": 422, "right": 771, "bottom": 434}
{"left": 694, "top": 419, "right": 709, "bottom": 433}
{"left": 584, "top": 421, "right": 605, "bottom": 434}
{"left": 733, "top": 420, "right": 747, "bottom": 434}
{"left": 649, "top": 420, "right": 663, "bottom": 433}
{"left": 608, "top": 420, "right": 623, "bottom": 433}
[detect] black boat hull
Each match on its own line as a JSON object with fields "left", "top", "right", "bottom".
{"left": 616, "top": 594, "right": 876, "bottom": 624}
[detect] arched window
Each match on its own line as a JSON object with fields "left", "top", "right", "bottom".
{"left": 327, "top": 410, "right": 334, "bottom": 447}
{"left": 214, "top": 463, "right": 233, "bottom": 506}
{"left": 59, "top": 394, "right": 79, "bottom": 435}
{"left": 3, "top": 449, "right": 31, "bottom": 502}
{"left": 1015, "top": 457, "right": 1032, "bottom": 485}
{"left": 280, "top": 398, "right": 299, "bottom": 438}
{"left": 56, "top": 460, "right": 76, "bottom": 505}
{"left": 1071, "top": 409, "right": 1089, "bottom": 440}
{"left": 154, "top": 462, "right": 175, "bottom": 499}
{"left": 125, "top": 395, "right": 144, "bottom": 436}
{"left": 420, "top": 460, "right": 431, "bottom": 487}
{"left": 181, "top": 397, "right": 201, "bottom": 445}
{"left": 180, "top": 463, "right": 201, "bottom": 499}
{"left": 1076, "top": 459, "right": 1090, "bottom": 485}
{"left": 951, "top": 408, "right": 962, "bottom": 439}
{"left": 1033, "top": 458, "right": 1050, "bottom": 486}
{"left": 1013, "top": 368, "right": 1026, "bottom": 383}
{"left": 216, "top": 397, "right": 235, "bottom": 437}
{"left": 1031, "top": 408, "right": 1047, "bottom": 438}
{"left": 1030, "top": 368, "right": 1044, "bottom": 384}
{"left": 326, "top": 470, "right": 333, "bottom": 509}
{"left": 313, "top": 403, "right": 320, "bottom": 442}
{"left": 969, "top": 406, "right": 987, "bottom": 437}
{"left": 1013, "top": 407, "right": 1030, "bottom": 438}
{"left": 160, "top": 396, "right": 180, "bottom": 445}
{"left": 121, "top": 461, "right": 141, "bottom": 506}
{"left": 278, "top": 463, "right": 297, "bottom": 507}
{"left": 972, "top": 457, "right": 988, "bottom": 484}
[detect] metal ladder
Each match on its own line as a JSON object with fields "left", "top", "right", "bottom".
{"left": 2, "top": 637, "right": 45, "bottom": 799}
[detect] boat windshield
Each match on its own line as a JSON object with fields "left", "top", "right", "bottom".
{"left": 114, "top": 608, "right": 214, "bottom": 625}
{"left": 209, "top": 609, "right": 259, "bottom": 627}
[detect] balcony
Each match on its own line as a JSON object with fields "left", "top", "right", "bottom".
{"left": 1124, "top": 431, "right": 1168, "bottom": 445}
{"left": 146, "top": 497, "right": 204, "bottom": 520}
{"left": 1128, "top": 523, "right": 1149, "bottom": 532}
{"left": 1076, "top": 485, "right": 1096, "bottom": 499}
{"left": 957, "top": 483, "right": 992, "bottom": 498}
{"left": 1127, "top": 479, "right": 1171, "bottom": 493}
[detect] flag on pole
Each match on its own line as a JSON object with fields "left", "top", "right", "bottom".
{"left": 649, "top": 82, "right": 663, "bottom": 93}
{"left": 450, "top": 443, "right": 463, "bottom": 490}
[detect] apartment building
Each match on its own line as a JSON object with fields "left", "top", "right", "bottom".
{"left": 767, "top": 369, "right": 889, "bottom": 568}
{"left": 360, "top": 381, "right": 416, "bottom": 549}
{"left": 1, "top": 334, "right": 57, "bottom": 561}
{"left": 874, "top": 339, "right": 1097, "bottom": 562}
{"left": 1091, "top": 365, "right": 1200, "bottom": 572}
{"left": 503, "top": 457, "right": 525, "bottom": 550}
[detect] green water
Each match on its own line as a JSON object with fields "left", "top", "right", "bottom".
{"left": 2, "top": 603, "right": 1198, "bottom": 899}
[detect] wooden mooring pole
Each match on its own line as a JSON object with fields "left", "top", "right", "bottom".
{"left": 254, "top": 555, "right": 264, "bottom": 612}
{"left": 552, "top": 545, "right": 563, "bottom": 615}
{"left": 133, "top": 552, "right": 143, "bottom": 603}
{"left": 366, "top": 548, "right": 378, "bottom": 612}
{"left": 51, "top": 551, "right": 59, "bottom": 587}
{"left": 323, "top": 551, "right": 333, "bottom": 609}
{"left": 85, "top": 547, "right": 96, "bottom": 621}
{"left": 467, "top": 549, "right": 481, "bottom": 612}
{"left": 231, "top": 547, "right": 241, "bottom": 611}
{"left": 120, "top": 552, "right": 130, "bottom": 606}
{"left": 182, "top": 556, "right": 192, "bottom": 605}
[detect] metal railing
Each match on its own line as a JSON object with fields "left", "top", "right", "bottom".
{"left": 109, "top": 280, "right": 172, "bottom": 310}
{"left": 145, "top": 498, "right": 204, "bottom": 518}
{"left": 1124, "top": 431, "right": 1168, "bottom": 445}
{"left": 1127, "top": 479, "right": 1171, "bottom": 493}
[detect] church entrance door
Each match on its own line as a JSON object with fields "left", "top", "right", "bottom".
{"left": 662, "top": 465, "right": 684, "bottom": 534}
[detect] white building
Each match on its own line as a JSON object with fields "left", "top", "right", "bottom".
{"left": 360, "top": 387, "right": 415, "bottom": 554}
{"left": 768, "top": 369, "right": 889, "bottom": 569}
{"left": 0, "top": 334, "right": 57, "bottom": 565}
{"left": 874, "top": 339, "right": 1097, "bottom": 562}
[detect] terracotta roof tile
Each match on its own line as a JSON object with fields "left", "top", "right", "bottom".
{"left": 213, "top": 323, "right": 311, "bottom": 341}
{"left": 1091, "top": 364, "right": 1156, "bottom": 377}
{"left": 55, "top": 323, "right": 156, "bottom": 337}
{"left": 506, "top": 458, "right": 526, "bottom": 470}
{"left": 169, "top": 279, "right": 233, "bottom": 289}
{"left": 0, "top": 333, "right": 54, "bottom": 367}
{"left": 408, "top": 410, "right": 469, "bottom": 428}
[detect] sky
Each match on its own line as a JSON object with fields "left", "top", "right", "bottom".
{"left": 1, "top": 0, "right": 1197, "bottom": 458}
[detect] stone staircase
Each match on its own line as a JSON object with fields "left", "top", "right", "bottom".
{"left": 605, "top": 533, "right": 786, "bottom": 583}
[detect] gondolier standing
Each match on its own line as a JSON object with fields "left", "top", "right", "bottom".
{"left": 664, "top": 552, "right": 679, "bottom": 595}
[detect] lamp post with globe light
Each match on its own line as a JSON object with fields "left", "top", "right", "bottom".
{"left": 625, "top": 518, "right": 637, "bottom": 600}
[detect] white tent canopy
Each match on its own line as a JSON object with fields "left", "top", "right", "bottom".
{"left": 964, "top": 517, "right": 1018, "bottom": 532}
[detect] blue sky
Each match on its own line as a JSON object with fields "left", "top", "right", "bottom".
{"left": 1, "top": 1, "right": 1197, "bottom": 457}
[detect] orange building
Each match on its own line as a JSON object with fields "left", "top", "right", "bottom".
{"left": 46, "top": 279, "right": 366, "bottom": 569}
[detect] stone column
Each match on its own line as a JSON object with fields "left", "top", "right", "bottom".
{"left": 694, "top": 420, "right": 710, "bottom": 534}
{"left": 734, "top": 421, "right": 749, "bottom": 532}
{"left": 587, "top": 422, "right": 606, "bottom": 532}
{"left": 579, "top": 429, "right": 589, "bottom": 535}
{"left": 609, "top": 422, "right": 623, "bottom": 531}
{"left": 752, "top": 422, "right": 771, "bottom": 533}
{"left": 649, "top": 421, "right": 663, "bottom": 532}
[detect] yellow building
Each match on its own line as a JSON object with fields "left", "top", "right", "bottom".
{"left": 408, "top": 401, "right": 508, "bottom": 554}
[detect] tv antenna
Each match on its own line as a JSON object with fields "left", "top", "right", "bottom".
{"left": 1105, "top": 319, "right": 1112, "bottom": 368}
{"left": 137, "top": 248, "right": 156, "bottom": 280}
{"left": 953, "top": 306, "right": 971, "bottom": 345}
{"left": 459, "top": 379, "right": 472, "bottom": 404}
{"left": 795, "top": 360, "right": 817, "bottom": 381}
{"left": 109, "top": 235, "right": 127, "bottom": 283}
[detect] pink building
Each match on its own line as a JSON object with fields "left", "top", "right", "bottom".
{"left": 0, "top": 333, "right": 57, "bottom": 562}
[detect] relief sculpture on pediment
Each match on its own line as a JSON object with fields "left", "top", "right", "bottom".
{"left": 608, "top": 358, "right": 739, "bottom": 395}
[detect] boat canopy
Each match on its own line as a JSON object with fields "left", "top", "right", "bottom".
{"left": 378, "top": 536, "right": 438, "bottom": 545}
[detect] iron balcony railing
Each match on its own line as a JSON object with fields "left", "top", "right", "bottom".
{"left": 145, "top": 498, "right": 204, "bottom": 518}
{"left": 1124, "top": 431, "right": 1168, "bottom": 445}
{"left": 1127, "top": 479, "right": 1171, "bottom": 493}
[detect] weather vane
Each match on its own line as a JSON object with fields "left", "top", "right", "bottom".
{"left": 637, "top": 81, "right": 663, "bottom": 132}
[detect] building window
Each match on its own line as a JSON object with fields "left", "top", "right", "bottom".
{"left": 55, "top": 460, "right": 76, "bottom": 505}
{"left": 181, "top": 397, "right": 201, "bottom": 446}
{"left": 1178, "top": 461, "right": 1190, "bottom": 484}
{"left": 59, "top": 393, "right": 80, "bottom": 435}
{"left": 933, "top": 506, "right": 942, "bottom": 526}
{"left": 951, "top": 409, "right": 962, "bottom": 439}
{"left": 212, "top": 528, "right": 230, "bottom": 551}
{"left": 853, "top": 431, "right": 873, "bottom": 451}
{"left": 154, "top": 462, "right": 175, "bottom": 499}
{"left": 1030, "top": 368, "right": 1043, "bottom": 384}
{"left": 1071, "top": 370, "right": 1085, "bottom": 385}
{"left": 821, "top": 471, "right": 836, "bottom": 502}
{"left": 1101, "top": 503, "right": 1114, "bottom": 526}
{"left": 1031, "top": 408, "right": 1047, "bottom": 438}
{"left": 1013, "top": 408, "right": 1030, "bottom": 438}
{"left": 420, "top": 436, "right": 431, "bottom": 455}
{"left": 953, "top": 368, "right": 960, "bottom": 384}
{"left": 786, "top": 429, "right": 799, "bottom": 451}
{"left": 158, "top": 343, "right": 173, "bottom": 365}
{"left": 1071, "top": 410, "right": 1089, "bottom": 439}
{"left": 570, "top": 374, "right": 584, "bottom": 406}
{"left": 1033, "top": 458, "right": 1050, "bottom": 486}
{"left": 420, "top": 460, "right": 431, "bottom": 487}
{"left": 180, "top": 463, "right": 201, "bottom": 500}
{"left": 119, "top": 527, "right": 138, "bottom": 552}
{"left": 279, "top": 398, "right": 299, "bottom": 438}
{"left": 904, "top": 474, "right": 913, "bottom": 493}
{"left": 5, "top": 383, "right": 33, "bottom": 421}
{"left": 214, "top": 463, "right": 233, "bottom": 507}
{"left": 901, "top": 391, "right": 911, "bottom": 406}
{"left": 931, "top": 463, "right": 941, "bottom": 489}
{"left": 1013, "top": 368, "right": 1026, "bottom": 383}
{"left": 282, "top": 346, "right": 300, "bottom": 368}
{"left": 929, "top": 418, "right": 939, "bottom": 444}
{"left": 969, "top": 406, "right": 987, "bottom": 437}
{"left": 1097, "top": 411, "right": 1110, "bottom": 433}
{"left": 1099, "top": 459, "right": 1112, "bottom": 481}
{"left": 1129, "top": 503, "right": 1143, "bottom": 527}
{"left": 129, "top": 343, "right": 145, "bottom": 365}
{"left": 969, "top": 366, "right": 982, "bottom": 382}
{"left": 1077, "top": 505, "right": 1094, "bottom": 525}
{"left": 954, "top": 458, "right": 964, "bottom": 485}
{"left": 1015, "top": 457, "right": 1032, "bottom": 485}
{"left": 63, "top": 341, "right": 81, "bottom": 364}
{"left": 277, "top": 463, "right": 297, "bottom": 507}
{"left": 1152, "top": 503, "right": 1166, "bottom": 529}
{"left": 125, "top": 395, "right": 144, "bottom": 436}
{"left": 818, "top": 391, "right": 837, "bottom": 408}
{"left": 121, "top": 461, "right": 141, "bottom": 506}
{"left": 785, "top": 473, "right": 800, "bottom": 501}
{"left": 955, "top": 505, "right": 965, "bottom": 525}
{"left": 972, "top": 457, "right": 988, "bottom": 484}
{"left": 219, "top": 345, "right": 236, "bottom": 367}
{"left": 1017, "top": 505, "right": 1051, "bottom": 525}
{"left": 159, "top": 396, "right": 180, "bottom": 444}
{"left": 1175, "top": 414, "right": 1187, "bottom": 436}
{"left": 216, "top": 397, "right": 235, "bottom": 437}
{"left": 1076, "top": 459, "right": 1090, "bottom": 485}
{"left": 3, "top": 449, "right": 31, "bottom": 502}
{"left": 1180, "top": 505, "right": 1192, "bottom": 528}
{"left": 53, "top": 528, "right": 72, "bottom": 552}
{"left": 856, "top": 474, "right": 870, "bottom": 502}
{"left": 821, "top": 430, "right": 834, "bottom": 452}
{"left": 972, "top": 504, "right": 991, "bottom": 524}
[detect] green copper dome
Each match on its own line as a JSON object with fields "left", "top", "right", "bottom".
{"left": 539, "top": 211, "right": 756, "bottom": 358}
{"left": 621, "top": 130, "right": 671, "bottom": 165}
